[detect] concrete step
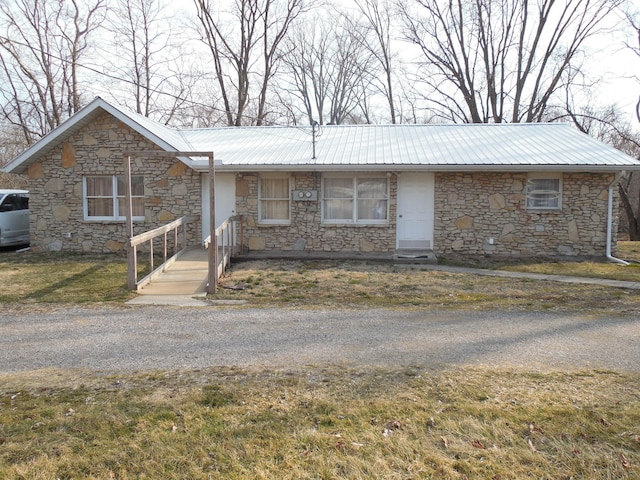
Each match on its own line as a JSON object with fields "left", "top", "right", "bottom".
{"left": 393, "top": 249, "right": 438, "bottom": 264}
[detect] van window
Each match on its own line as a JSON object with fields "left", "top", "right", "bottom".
{"left": 2, "top": 194, "right": 17, "bottom": 211}
{"left": 0, "top": 193, "right": 29, "bottom": 212}
{"left": 18, "top": 194, "right": 29, "bottom": 210}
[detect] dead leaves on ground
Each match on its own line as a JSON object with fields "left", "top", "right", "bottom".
{"left": 382, "top": 419, "right": 401, "bottom": 437}
{"left": 471, "top": 439, "right": 486, "bottom": 449}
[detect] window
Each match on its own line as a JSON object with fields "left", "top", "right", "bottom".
{"left": 259, "top": 175, "right": 290, "bottom": 223}
{"left": 18, "top": 194, "right": 29, "bottom": 210}
{"left": 526, "top": 175, "right": 562, "bottom": 210}
{"left": 323, "top": 175, "right": 388, "bottom": 223}
{"left": 0, "top": 193, "right": 28, "bottom": 211}
{"left": 84, "top": 175, "right": 145, "bottom": 220}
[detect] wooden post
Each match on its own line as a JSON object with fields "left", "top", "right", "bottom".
{"left": 163, "top": 232, "right": 167, "bottom": 265}
{"left": 174, "top": 228, "right": 178, "bottom": 256}
{"left": 149, "top": 239, "right": 154, "bottom": 274}
{"left": 222, "top": 223, "right": 227, "bottom": 274}
{"left": 239, "top": 215, "right": 244, "bottom": 254}
{"left": 208, "top": 153, "right": 217, "bottom": 294}
{"left": 125, "top": 155, "right": 137, "bottom": 290}
{"left": 182, "top": 222, "right": 187, "bottom": 250}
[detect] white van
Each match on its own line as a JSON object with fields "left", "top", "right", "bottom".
{"left": 0, "top": 189, "right": 29, "bottom": 247}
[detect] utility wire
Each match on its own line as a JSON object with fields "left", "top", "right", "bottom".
{"left": 0, "top": 34, "right": 314, "bottom": 130}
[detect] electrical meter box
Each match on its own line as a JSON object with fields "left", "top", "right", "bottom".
{"left": 292, "top": 190, "right": 318, "bottom": 201}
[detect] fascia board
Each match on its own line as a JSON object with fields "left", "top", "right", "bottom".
{"left": 2, "top": 97, "right": 191, "bottom": 173}
{"left": 193, "top": 163, "right": 639, "bottom": 174}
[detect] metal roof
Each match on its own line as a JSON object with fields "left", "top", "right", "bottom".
{"left": 4, "top": 97, "right": 640, "bottom": 174}
{"left": 180, "top": 122, "right": 640, "bottom": 172}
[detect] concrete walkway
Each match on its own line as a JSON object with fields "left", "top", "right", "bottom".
{"left": 127, "top": 248, "right": 211, "bottom": 307}
{"left": 406, "top": 264, "right": 640, "bottom": 290}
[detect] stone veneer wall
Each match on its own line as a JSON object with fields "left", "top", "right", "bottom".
{"left": 235, "top": 171, "right": 617, "bottom": 257}
{"left": 235, "top": 172, "right": 398, "bottom": 252}
{"left": 25, "top": 112, "right": 201, "bottom": 253}
{"left": 433, "top": 172, "right": 618, "bottom": 257}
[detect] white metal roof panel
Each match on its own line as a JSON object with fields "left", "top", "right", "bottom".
{"left": 118, "top": 109, "right": 194, "bottom": 153}
{"left": 178, "top": 123, "right": 640, "bottom": 171}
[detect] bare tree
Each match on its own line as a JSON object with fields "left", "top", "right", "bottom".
{"left": 0, "top": 0, "right": 105, "bottom": 144}
{"left": 256, "top": 0, "right": 311, "bottom": 124}
{"left": 108, "top": 0, "right": 166, "bottom": 117}
{"left": 277, "top": 31, "right": 316, "bottom": 124}
{"left": 613, "top": 128, "right": 640, "bottom": 242}
{"left": 194, "top": 0, "right": 308, "bottom": 126}
{"left": 280, "top": 16, "right": 376, "bottom": 125}
{"left": 0, "top": 120, "right": 28, "bottom": 187}
{"left": 619, "top": 13, "right": 640, "bottom": 240}
{"left": 619, "top": 171, "right": 640, "bottom": 241}
{"left": 328, "top": 22, "right": 377, "bottom": 124}
{"left": 195, "top": 0, "right": 258, "bottom": 126}
{"left": 104, "top": 0, "right": 199, "bottom": 124}
{"left": 544, "top": 13, "right": 640, "bottom": 241}
{"left": 345, "top": 0, "right": 398, "bottom": 123}
{"left": 398, "top": 0, "right": 625, "bottom": 124}
{"left": 549, "top": 95, "right": 640, "bottom": 241}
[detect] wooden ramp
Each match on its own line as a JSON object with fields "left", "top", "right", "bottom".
{"left": 137, "top": 247, "right": 209, "bottom": 296}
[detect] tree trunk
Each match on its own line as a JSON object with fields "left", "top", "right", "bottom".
{"left": 619, "top": 181, "right": 640, "bottom": 241}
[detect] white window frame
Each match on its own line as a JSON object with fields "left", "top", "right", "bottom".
{"left": 322, "top": 174, "right": 389, "bottom": 224}
{"left": 525, "top": 173, "right": 562, "bottom": 210}
{"left": 258, "top": 174, "right": 291, "bottom": 225}
{"left": 83, "top": 175, "right": 145, "bottom": 221}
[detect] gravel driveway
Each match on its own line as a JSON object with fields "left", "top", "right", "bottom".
{"left": 2, "top": 306, "right": 639, "bottom": 373}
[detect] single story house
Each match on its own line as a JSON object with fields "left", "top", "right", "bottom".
{"left": 3, "top": 97, "right": 640, "bottom": 260}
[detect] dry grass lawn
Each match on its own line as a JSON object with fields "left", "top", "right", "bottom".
{"left": 215, "top": 241, "right": 640, "bottom": 312}
{"left": 1, "top": 366, "right": 639, "bottom": 479}
{"left": 448, "top": 240, "right": 640, "bottom": 283}
{"left": 216, "top": 259, "right": 640, "bottom": 312}
{"left": 0, "top": 251, "right": 134, "bottom": 306}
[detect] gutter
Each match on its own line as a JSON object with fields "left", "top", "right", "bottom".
{"left": 607, "top": 171, "right": 629, "bottom": 265}
{"left": 190, "top": 163, "right": 640, "bottom": 174}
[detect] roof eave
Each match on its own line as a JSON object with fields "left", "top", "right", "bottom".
{"left": 2, "top": 97, "right": 193, "bottom": 174}
{"left": 193, "top": 163, "right": 638, "bottom": 173}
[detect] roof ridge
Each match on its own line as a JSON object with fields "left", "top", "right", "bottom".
{"left": 175, "top": 122, "right": 570, "bottom": 132}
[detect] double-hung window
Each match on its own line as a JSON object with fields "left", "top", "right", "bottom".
{"left": 525, "top": 174, "right": 562, "bottom": 210}
{"left": 323, "top": 175, "right": 388, "bottom": 223}
{"left": 259, "top": 175, "right": 290, "bottom": 224}
{"left": 83, "top": 175, "right": 145, "bottom": 221}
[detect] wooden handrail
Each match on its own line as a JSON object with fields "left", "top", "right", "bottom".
{"left": 204, "top": 215, "right": 242, "bottom": 293}
{"left": 203, "top": 217, "right": 236, "bottom": 248}
{"left": 127, "top": 215, "right": 199, "bottom": 290}
{"left": 130, "top": 215, "right": 199, "bottom": 246}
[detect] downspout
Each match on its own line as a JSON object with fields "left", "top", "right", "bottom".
{"left": 606, "top": 171, "right": 629, "bottom": 265}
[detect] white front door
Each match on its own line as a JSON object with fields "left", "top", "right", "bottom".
{"left": 396, "top": 172, "right": 435, "bottom": 249}
{"left": 201, "top": 173, "right": 236, "bottom": 245}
